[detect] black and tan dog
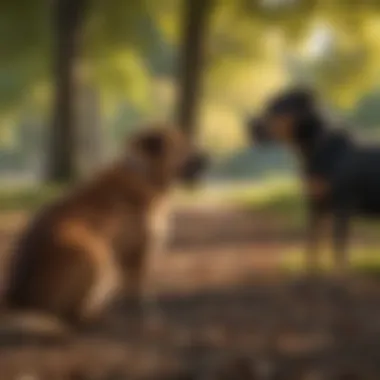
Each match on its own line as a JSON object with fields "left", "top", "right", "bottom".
{"left": 0, "top": 124, "right": 207, "bottom": 338}
{"left": 248, "top": 87, "right": 380, "bottom": 276}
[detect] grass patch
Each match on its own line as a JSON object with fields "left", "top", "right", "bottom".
{"left": 282, "top": 246, "right": 380, "bottom": 278}
{"left": 0, "top": 177, "right": 303, "bottom": 212}
{"left": 176, "top": 176, "right": 302, "bottom": 208}
{"left": 226, "top": 177, "right": 302, "bottom": 212}
{"left": 0, "top": 185, "right": 63, "bottom": 212}
{"left": 223, "top": 177, "right": 306, "bottom": 226}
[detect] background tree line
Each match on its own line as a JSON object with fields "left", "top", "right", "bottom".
{"left": 2, "top": 0, "right": 380, "bottom": 183}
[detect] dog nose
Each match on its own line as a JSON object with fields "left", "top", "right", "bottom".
{"left": 179, "top": 151, "right": 209, "bottom": 185}
{"left": 247, "top": 117, "right": 270, "bottom": 143}
{"left": 190, "top": 152, "right": 209, "bottom": 173}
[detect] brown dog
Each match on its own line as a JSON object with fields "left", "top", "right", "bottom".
{"left": 0, "top": 125, "right": 207, "bottom": 337}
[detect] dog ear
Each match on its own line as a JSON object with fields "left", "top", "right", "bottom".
{"left": 136, "top": 132, "right": 165, "bottom": 157}
{"left": 267, "top": 87, "right": 317, "bottom": 116}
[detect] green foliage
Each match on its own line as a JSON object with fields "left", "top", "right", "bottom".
{"left": 205, "top": 0, "right": 380, "bottom": 109}
{"left": 0, "top": 1, "right": 49, "bottom": 115}
{"left": 282, "top": 245, "right": 380, "bottom": 277}
{"left": 3, "top": 0, "right": 380, "bottom": 159}
{"left": 351, "top": 90, "right": 380, "bottom": 129}
{"left": 0, "top": 185, "right": 63, "bottom": 211}
{"left": 89, "top": 49, "right": 151, "bottom": 113}
{"left": 0, "top": 0, "right": 161, "bottom": 119}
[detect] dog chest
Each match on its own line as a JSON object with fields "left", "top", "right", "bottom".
{"left": 148, "top": 201, "right": 172, "bottom": 249}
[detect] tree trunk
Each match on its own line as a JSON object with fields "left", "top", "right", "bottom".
{"left": 46, "top": 0, "right": 88, "bottom": 183}
{"left": 176, "top": 0, "right": 213, "bottom": 136}
{"left": 77, "top": 86, "right": 105, "bottom": 177}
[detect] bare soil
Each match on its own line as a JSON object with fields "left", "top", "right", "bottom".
{"left": 0, "top": 207, "right": 380, "bottom": 379}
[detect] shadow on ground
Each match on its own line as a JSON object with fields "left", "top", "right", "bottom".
{"left": 1, "top": 207, "right": 380, "bottom": 379}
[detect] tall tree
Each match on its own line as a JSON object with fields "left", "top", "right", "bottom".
{"left": 46, "top": 0, "right": 88, "bottom": 183}
{"left": 176, "top": 0, "right": 213, "bottom": 135}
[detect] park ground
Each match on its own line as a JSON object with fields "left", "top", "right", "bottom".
{"left": 1, "top": 180, "right": 380, "bottom": 379}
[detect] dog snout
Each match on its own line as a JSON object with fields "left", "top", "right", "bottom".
{"left": 179, "top": 151, "right": 209, "bottom": 184}
{"left": 247, "top": 117, "right": 272, "bottom": 144}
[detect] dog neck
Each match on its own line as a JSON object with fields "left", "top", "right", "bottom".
{"left": 293, "top": 114, "right": 323, "bottom": 154}
{"left": 299, "top": 127, "right": 351, "bottom": 174}
{"left": 124, "top": 154, "right": 149, "bottom": 177}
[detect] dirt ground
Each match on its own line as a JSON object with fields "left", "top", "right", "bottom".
{"left": 1, "top": 206, "right": 380, "bottom": 379}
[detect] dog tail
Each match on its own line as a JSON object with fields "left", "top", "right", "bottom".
{"left": 0, "top": 311, "right": 71, "bottom": 344}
